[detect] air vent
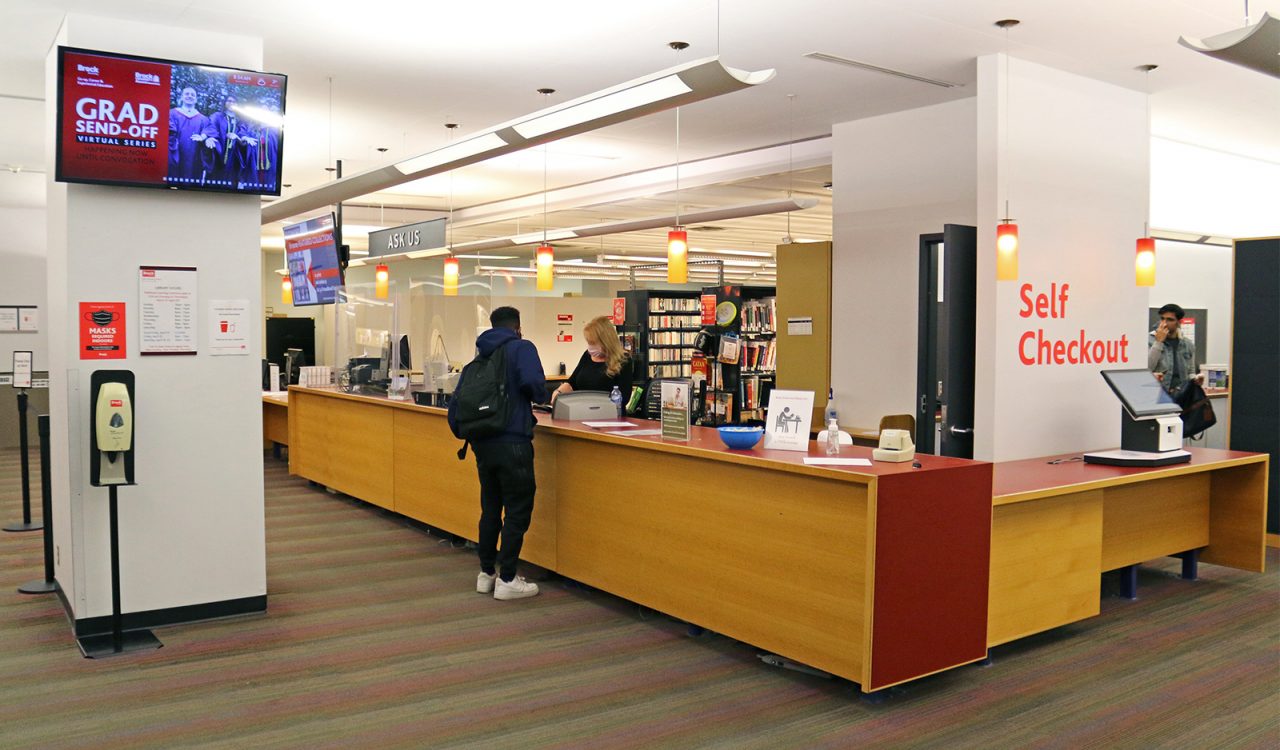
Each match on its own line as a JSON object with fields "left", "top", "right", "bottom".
{"left": 689, "top": 225, "right": 729, "bottom": 232}
{"left": 803, "top": 52, "right": 963, "bottom": 88}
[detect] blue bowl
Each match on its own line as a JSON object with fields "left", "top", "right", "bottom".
{"left": 717, "top": 425, "right": 764, "bottom": 450}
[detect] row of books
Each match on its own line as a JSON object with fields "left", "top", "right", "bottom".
{"left": 650, "top": 363, "right": 693, "bottom": 378}
{"left": 742, "top": 339, "right": 776, "bottom": 371}
{"left": 741, "top": 374, "right": 772, "bottom": 411}
{"left": 649, "top": 331, "right": 699, "bottom": 346}
{"left": 648, "top": 354, "right": 690, "bottom": 364}
{"left": 648, "top": 297, "right": 700, "bottom": 313}
{"left": 741, "top": 297, "right": 777, "bottom": 333}
{"left": 648, "top": 314, "right": 700, "bottom": 328}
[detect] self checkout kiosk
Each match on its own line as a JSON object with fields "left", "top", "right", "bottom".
{"left": 1084, "top": 369, "right": 1190, "bottom": 467}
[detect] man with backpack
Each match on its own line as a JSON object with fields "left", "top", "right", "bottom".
{"left": 447, "top": 306, "right": 546, "bottom": 600}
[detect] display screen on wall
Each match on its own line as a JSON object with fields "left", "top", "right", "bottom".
{"left": 284, "top": 214, "right": 343, "bottom": 306}
{"left": 55, "top": 46, "right": 287, "bottom": 195}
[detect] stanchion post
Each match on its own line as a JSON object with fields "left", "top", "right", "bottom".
{"left": 18, "top": 414, "right": 57, "bottom": 595}
{"left": 4, "top": 390, "right": 42, "bottom": 533}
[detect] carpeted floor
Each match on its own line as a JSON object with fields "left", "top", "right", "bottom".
{"left": 0, "top": 446, "right": 1277, "bottom": 749}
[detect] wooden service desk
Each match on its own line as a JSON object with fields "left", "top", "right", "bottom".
{"left": 285, "top": 385, "right": 993, "bottom": 693}
{"left": 988, "top": 448, "right": 1268, "bottom": 648}
{"left": 262, "top": 393, "right": 289, "bottom": 453}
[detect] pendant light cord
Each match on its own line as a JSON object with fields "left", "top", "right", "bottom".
{"left": 675, "top": 106, "right": 681, "bottom": 226}
{"left": 1003, "top": 25, "right": 1011, "bottom": 222}
{"left": 787, "top": 94, "right": 795, "bottom": 239}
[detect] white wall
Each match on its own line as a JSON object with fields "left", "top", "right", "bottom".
{"left": 1147, "top": 240, "right": 1233, "bottom": 365}
{"left": 1151, "top": 138, "right": 1280, "bottom": 239}
{"left": 831, "top": 98, "right": 977, "bottom": 430}
{"left": 47, "top": 16, "right": 266, "bottom": 619}
{"left": 974, "top": 55, "right": 1149, "bottom": 461}
{"left": 0, "top": 206, "right": 47, "bottom": 371}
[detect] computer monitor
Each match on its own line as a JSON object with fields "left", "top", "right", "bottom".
{"left": 284, "top": 348, "right": 306, "bottom": 385}
{"left": 1100, "top": 369, "right": 1182, "bottom": 419}
{"left": 397, "top": 334, "right": 411, "bottom": 372}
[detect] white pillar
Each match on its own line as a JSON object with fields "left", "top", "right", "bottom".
{"left": 45, "top": 15, "right": 267, "bottom": 625}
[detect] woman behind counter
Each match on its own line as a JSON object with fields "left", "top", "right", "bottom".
{"left": 552, "top": 316, "right": 633, "bottom": 403}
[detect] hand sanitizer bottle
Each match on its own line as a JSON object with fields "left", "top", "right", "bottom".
{"left": 825, "top": 389, "right": 840, "bottom": 455}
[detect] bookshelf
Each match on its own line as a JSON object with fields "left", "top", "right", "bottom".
{"left": 617, "top": 289, "right": 701, "bottom": 383}
{"left": 693, "top": 285, "right": 776, "bottom": 426}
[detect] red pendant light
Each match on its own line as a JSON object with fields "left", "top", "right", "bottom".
{"left": 667, "top": 227, "right": 688, "bottom": 283}
{"left": 443, "top": 256, "right": 460, "bottom": 296}
{"left": 1135, "top": 237, "right": 1156, "bottom": 286}
{"left": 374, "top": 263, "right": 389, "bottom": 299}
{"left": 536, "top": 244, "right": 554, "bottom": 291}
{"left": 996, "top": 221, "right": 1019, "bottom": 281}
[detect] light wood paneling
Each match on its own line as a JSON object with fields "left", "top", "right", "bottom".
{"left": 988, "top": 491, "right": 1102, "bottom": 647}
{"left": 263, "top": 401, "right": 288, "bottom": 446}
{"left": 554, "top": 437, "right": 870, "bottom": 684}
{"left": 776, "top": 240, "right": 832, "bottom": 425}
{"left": 1202, "top": 461, "right": 1268, "bottom": 572}
{"left": 289, "top": 389, "right": 394, "bottom": 509}
{"left": 1101, "top": 474, "right": 1210, "bottom": 571}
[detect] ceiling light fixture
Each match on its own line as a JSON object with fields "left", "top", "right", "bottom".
{"left": 1178, "top": 9, "right": 1280, "bottom": 79}
{"left": 281, "top": 277, "right": 292, "bottom": 305}
{"left": 1136, "top": 65, "right": 1158, "bottom": 287}
{"left": 537, "top": 88, "right": 555, "bottom": 292}
{"left": 261, "top": 56, "right": 776, "bottom": 224}
{"left": 375, "top": 263, "right": 389, "bottom": 299}
{"left": 995, "top": 19, "right": 1020, "bottom": 282}
{"left": 668, "top": 41, "right": 690, "bottom": 285}
{"left": 444, "top": 122, "right": 459, "bottom": 297}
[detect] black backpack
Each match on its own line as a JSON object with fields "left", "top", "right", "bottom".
{"left": 451, "top": 339, "right": 515, "bottom": 456}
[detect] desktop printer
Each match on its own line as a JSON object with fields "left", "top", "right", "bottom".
{"left": 552, "top": 391, "right": 617, "bottom": 421}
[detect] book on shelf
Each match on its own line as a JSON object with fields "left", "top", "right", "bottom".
{"left": 648, "top": 330, "right": 699, "bottom": 346}
{"left": 649, "top": 313, "right": 700, "bottom": 328}
{"left": 648, "top": 297, "right": 700, "bottom": 313}
{"left": 650, "top": 363, "right": 692, "bottom": 379}
{"left": 741, "top": 297, "right": 777, "bottom": 334}
{"left": 742, "top": 339, "right": 776, "bottom": 371}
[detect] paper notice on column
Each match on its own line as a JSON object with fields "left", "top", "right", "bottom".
{"left": 209, "top": 299, "right": 251, "bottom": 356}
{"left": 139, "top": 266, "right": 197, "bottom": 354}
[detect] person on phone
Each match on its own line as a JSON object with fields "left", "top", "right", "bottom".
{"left": 551, "top": 316, "right": 633, "bottom": 405}
{"left": 1148, "top": 303, "right": 1200, "bottom": 394}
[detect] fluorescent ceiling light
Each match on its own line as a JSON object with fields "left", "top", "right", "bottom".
{"left": 1178, "top": 12, "right": 1280, "bottom": 79}
{"left": 600, "top": 254, "right": 766, "bottom": 267}
{"left": 406, "top": 248, "right": 450, "bottom": 259}
{"left": 511, "top": 229, "right": 578, "bottom": 244}
{"left": 261, "top": 56, "right": 775, "bottom": 225}
{"left": 513, "top": 76, "right": 692, "bottom": 139}
{"left": 395, "top": 133, "right": 509, "bottom": 176}
{"left": 451, "top": 254, "right": 517, "bottom": 260}
{"left": 687, "top": 247, "right": 774, "bottom": 257}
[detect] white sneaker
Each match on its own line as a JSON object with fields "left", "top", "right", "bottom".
{"left": 476, "top": 571, "right": 496, "bottom": 594}
{"left": 494, "top": 575, "right": 539, "bottom": 600}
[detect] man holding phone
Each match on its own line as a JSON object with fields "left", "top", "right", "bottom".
{"left": 1148, "top": 303, "right": 1200, "bottom": 394}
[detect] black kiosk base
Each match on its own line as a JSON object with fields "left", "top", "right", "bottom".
{"left": 77, "top": 629, "right": 163, "bottom": 659}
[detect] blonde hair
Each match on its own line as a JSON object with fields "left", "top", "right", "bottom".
{"left": 584, "top": 316, "right": 627, "bottom": 377}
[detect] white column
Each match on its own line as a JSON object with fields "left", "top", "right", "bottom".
{"left": 46, "top": 15, "right": 266, "bottom": 621}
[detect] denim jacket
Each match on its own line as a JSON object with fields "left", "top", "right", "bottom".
{"left": 1147, "top": 331, "right": 1196, "bottom": 394}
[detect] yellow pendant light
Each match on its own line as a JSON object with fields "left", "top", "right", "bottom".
{"left": 374, "top": 263, "right": 389, "bottom": 299}
{"left": 443, "top": 256, "right": 460, "bottom": 295}
{"left": 536, "top": 88, "right": 555, "bottom": 292}
{"left": 1135, "top": 65, "right": 1158, "bottom": 287}
{"left": 281, "top": 276, "right": 292, "bottom": 305}
{"left": 996, "top": 19, "right": 1020, "bottom": 281}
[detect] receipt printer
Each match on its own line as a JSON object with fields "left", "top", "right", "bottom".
{"left": 90, "top": 370, "right": 135, "bottom": 486}
{"left": 872, "top": 428, "right": 916, "bottom": 463}
{"left": 1121, "top": 410, "right": 1183, "bottom": 453}
{"left": 552, "top": 391, "right": 616, "bottom": 421}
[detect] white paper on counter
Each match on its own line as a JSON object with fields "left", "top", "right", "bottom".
{"left": 802, "top": 457, "right": 872, "bottom": 466}
{"left": 582, "top": 421, "right": 633, "bottom": 428}
{"left": 608, "top": 428, "right": 663, "bottom": 436}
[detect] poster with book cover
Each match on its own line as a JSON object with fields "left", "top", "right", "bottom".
{"left": 661, "top": 379, "right": 691, "bottom": 441}
{"left": 764, "top": 389, "right": 814, "bottom": 452}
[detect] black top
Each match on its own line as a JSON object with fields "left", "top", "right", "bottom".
{"left": 567, "top": 351, "right": 634, "bottom": 395}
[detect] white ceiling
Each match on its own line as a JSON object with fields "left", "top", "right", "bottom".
{"left": 2, "top": 0, "right": 1277, "bottom": 261}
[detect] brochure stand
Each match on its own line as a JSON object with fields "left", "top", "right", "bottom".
{"left": 17, "top": 415, "right": 58, "bottom": 595}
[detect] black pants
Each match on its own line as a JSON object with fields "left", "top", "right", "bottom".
{"left": 472, "top": 441, "right": 536, "bottom": 581}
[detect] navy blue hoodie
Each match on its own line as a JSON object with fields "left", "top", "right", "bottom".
{"left": 447, "top": 327, "right": 546, "bottom": 443}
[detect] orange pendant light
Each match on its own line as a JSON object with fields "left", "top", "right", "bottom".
{"left": 281, "top": 276, "right": 292, "bottom": 305}
{"left": 536, "top": 244, "right": 554, "bottom": 291}
{"left": 443, "top": 256, "right": 460, "bottom": 296}
{"left": 667, "top": 227, "right": 688, "bottom": 284}
{"left": 996, "top": 221, "right": 1019, "bottom": 281}
{"left": 1135, "top": 237, "right": 1156, "bottom": 287}
{"left": 375, "top": 263, "right": 389, "bottom": 299}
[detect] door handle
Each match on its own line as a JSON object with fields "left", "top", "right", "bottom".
{"left": 920, "top": 394, "right": 926, "bottom": 414}
{"left": 949, "top": 426, "right": 973, "bottom": 436}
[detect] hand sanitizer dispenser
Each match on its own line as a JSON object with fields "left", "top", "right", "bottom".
{"left": 90, "top": 371, "right": 135, "bottom": 486}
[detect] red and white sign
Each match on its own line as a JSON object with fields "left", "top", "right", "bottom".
{"left": 110, "top": 399, "right": 123, "bottom": 407}
{"left": 611, "top": 297, "right": 626, "bottom": 325}
{"left": 700, "top": 294, "right": 717, "bottom": 326}
{"left": 79, "top": 302, "right": 126, "bottom": 360}
{"left": 557, "top": 314, "right": 573, "bottom": 323}
{"left": 59, "top": 51, "right": 171, "bottom": 185}
{"left": 557, "top": 332, "right": 574, "bottom": 343}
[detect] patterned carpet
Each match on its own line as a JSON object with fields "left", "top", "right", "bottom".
{"left": 0, "top": 446, "right": 1276, "bottom": 749}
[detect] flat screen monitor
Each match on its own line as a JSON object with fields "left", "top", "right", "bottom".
{"left": 1100, "top": 369, "right": 1182, "bottom": 419}
{"left": 284, "top": 214, "right": 343, "bottom": 306}
{"left": 56, "top": 46, "right": 286, "bottom": 195}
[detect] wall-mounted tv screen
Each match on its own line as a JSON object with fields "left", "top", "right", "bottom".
{"left": 284, "top": 214, "right": 343, "bottom": 306}
{"left": 56, "top": 46, "right": 287, "bottom": 196}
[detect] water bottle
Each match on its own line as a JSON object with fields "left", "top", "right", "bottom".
{"left": 825, "top": 389, "right": 840, "bottom": 455}
{"left": 611, "top": 386, "right": 624, "bottom": 419}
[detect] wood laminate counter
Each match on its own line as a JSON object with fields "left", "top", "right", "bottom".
{"left": 285, "top": 385, "right": 993, "bottom": 693}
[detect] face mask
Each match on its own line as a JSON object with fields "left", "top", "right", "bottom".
{"left": 587, "top": 345, "right": 604, "bottom": 359}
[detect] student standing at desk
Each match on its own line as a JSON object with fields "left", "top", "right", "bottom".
{"left": 551, "top": 316, "right": 633, "bottom": 403}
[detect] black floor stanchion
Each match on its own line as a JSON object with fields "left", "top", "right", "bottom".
{"left": 4, "top": 390, "right": 43, "bottom": 533}
{"left": 76, "top": 484, "right": 162, "bottom": 658}
{"left": 18, "top": 415, "right": 57, "bottom": 595}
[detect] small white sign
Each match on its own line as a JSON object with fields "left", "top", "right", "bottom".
{"left": 582, "top": 421, "right": 632, "bottom": 428}
{"left": 803, "top": 457, "right": 872, "bottom": 467}
{"left": 764, "top": 389, "right": 815, "bottom": 452}
{"left": 17, "top": 307, "right": 38, "bottom": 332}
{"left": 0, "top": 308, "right": 17, "bottom": 332}
{"left": 12, "top": 351, "right": 32, "bottom": 388}
{"left": 787, "top": 317, "right": 813, "bottom": 336}
{"left": 31, "top": 378, "right": 49, "bottom": 389}
{"left": 209, "top": 299, "right": 251, "bottom": 356}
{"left": 0, "top": 375, "right": 10, "bottom": 386}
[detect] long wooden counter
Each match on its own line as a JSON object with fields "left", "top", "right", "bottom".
{"left": 987, "top": 448, "right": 1268, "bottom": 647}
{"left": 286, "top": 385, "right": 993, "bottom": 693}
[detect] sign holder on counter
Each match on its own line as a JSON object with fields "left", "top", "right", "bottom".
{"left": 3, "top": 351, "right": 41, "bottom": 533}
{"left": 17, "top": 415, "right": 57, "bottom": 595}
